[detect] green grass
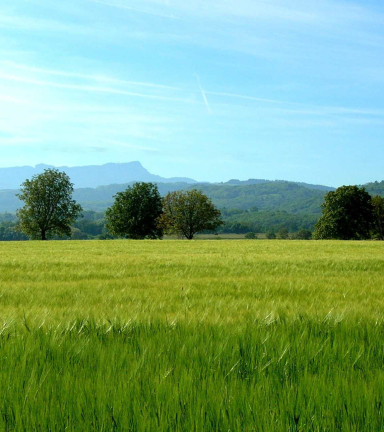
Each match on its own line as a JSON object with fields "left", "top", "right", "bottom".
{"left": 0, "top": 240, "right": 384, "bottom": 430}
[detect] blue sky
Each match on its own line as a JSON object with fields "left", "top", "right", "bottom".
{"left": 0, "top": 0, "right": 384, "bottom": 186}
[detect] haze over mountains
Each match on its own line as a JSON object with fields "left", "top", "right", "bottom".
{"left": 0, "top": 161, "right": 382, "bottom": 216}
{"left": 0, "top": 162, "right": 197, "bottom": 190}
{"left": 0, "top": 162, "right": 333, "bottom": 190}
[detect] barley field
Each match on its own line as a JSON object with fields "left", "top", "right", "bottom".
{"left": 0, "top": 240, "right": 384, "bottom": 431}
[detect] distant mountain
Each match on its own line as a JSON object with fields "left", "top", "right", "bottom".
{"left": 0, "top": 162, "right": 197, "bottom": 189}
{"left": 0, "top": 161, "right": 381, "bottom": 215}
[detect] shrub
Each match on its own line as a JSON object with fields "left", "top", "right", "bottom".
{"left": 245, "top": 232, "right": 258, "bottom": 239}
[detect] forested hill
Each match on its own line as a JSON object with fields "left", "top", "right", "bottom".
{"left": 0, "top": 179, "right": 381, "bottom": 215}
{"left": 223, "top": 179, "right": 334, "bottom": 192}
{"left": 186, "top": 182, "right": 327, "bottom": 214}
{"left": 364, "top": 181, "right": 384, "bottom": 196}
{"left": 0, "top": 181, "right": 329, "bottom": 214}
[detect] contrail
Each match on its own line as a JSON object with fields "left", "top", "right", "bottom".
{"left": 195, "top": 74, "right": 212, "bottom": 114}
{"left": 3, "top": 64, "right": 380, "bottom": 118}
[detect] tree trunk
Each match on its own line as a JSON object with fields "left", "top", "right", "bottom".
{"left": 41, "top": 230, "right": 47, "bottom": 241}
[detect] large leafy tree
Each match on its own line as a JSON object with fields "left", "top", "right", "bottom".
{"left": 106, "top": 182, "right": 163, "bottom": 239}
{"left": 16, "top": 169, "right": 83, "bottom": 240}
{"left": 158, "top": 189, "right": 223, "bottom": 239}
{"left": 313, "top": 186, "right": 373, "bottom": 240}
{"left": 371, "top": 195, "right": 384, "bottom": 240}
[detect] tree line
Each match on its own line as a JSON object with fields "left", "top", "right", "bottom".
{"left": 1, "top": 169, "right": 383, "bottom": 241}
{"left": 15, "top": 169, "right": 223, "bottom": 240}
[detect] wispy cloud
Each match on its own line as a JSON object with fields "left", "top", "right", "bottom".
{"left": 136, "top": 0, "right": 384, "bottom": 26}
{"left": 0, "top": 12, "right": 88, "bottom": 35}
{"left": 0, "top": 94, "right": 31, "bottom": 105}
{"left": 1, "top": 61, "right": 182, "bottom": 91}
{"left": 39, "top": 144, "right": 109, "bottom": 153}
{"left": 101, "top": 139, "right": 160, "bottom": 152}
{"left": 86, "top": 0, "right": 183, "bottom": 20}
{"left": 0, "top": 136, "right": 40, "bottom": 146}
{"left": 0, "top": 73, "right": 189, "bottom": 103}
{"left": 206, "top": 90, "right": 287, "bottom": 105}
{"left": 2, "top": 65, "right": 384, "bottom": 122}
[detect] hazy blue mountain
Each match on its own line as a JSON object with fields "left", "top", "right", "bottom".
{"left": 0, "top": 162, "right": 197, "bottom": 189}
{"left": 0, "top": 161, "right": 380, "bottom": 215}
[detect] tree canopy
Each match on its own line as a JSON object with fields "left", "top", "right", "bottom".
{"left": 105, "top": 182, "right": 163, "bottom": 239}
{"left": 16, "top": 169, "right": 83, "bottom": 240}
{"left": 371, "top": 195, "right": 384, "bottom": 240}
{"left": 158, "top": 190, "right": 223, "bottom": 239}
{"left": 314, "top": 186, "right": 373, "bottom": 240}
{"left": 277, "top": 228, "right": 289, "bottom": 239}
{"left": 293, "top": 229, "right": 312, "bottom": 240}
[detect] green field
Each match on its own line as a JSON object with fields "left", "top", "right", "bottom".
{"left": 1, "top": 240, "right": 384, "bottom": 431}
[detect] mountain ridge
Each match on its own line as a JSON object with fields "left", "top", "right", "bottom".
{"left": 0, "top": 162, "right": 381, "bottom": 215}
{"left": 0, "top": 162, "right": 197, "bottom": 189}
{"left": 0, "top": 161, "right": 335, "bottom": 191}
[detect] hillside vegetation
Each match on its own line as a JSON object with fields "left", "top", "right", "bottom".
{"left": 195, "top": 181, "right": 327, "bottom": 213}
{"left": 365, "top": 181, "right": 384, "bottom": 196}
{"left": 0, "top": 240, "right": 383, "bottom": 430}
{"left": 0, "top": 179, "right": 382, "bottom": 237}
{"left": 2, "top": 180, "right": 381, "bottom": 216}
{"left": 0, "top": 181, "right": 329, "bottom": 214}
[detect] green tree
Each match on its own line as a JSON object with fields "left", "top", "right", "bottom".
{"left": 277, "top": 228, "right": 289, "bottom": 239}
{"left": 314, "top": 186, "right": 373, "bottom": 240}
{"left": 71, "top": 228, "right": 88, "bottom": 240}
{"left": 294, "top": 229, "right": 312, "bottom": 240}
{"left": 0, "top": 222, "right": 28, "bottom": 241}
{"left": 266, "top": 231, "right": 276, "bottom": 239}
{"left": 106, "top": 182, "right": 163, "bottom": 239}
{"left": 16, "top": 169, "right": 82, "bottom": 240}
{"left": 371, "top": 195, "right": 384, "bottom": 240}
{"left": 245, "top": 232, "right": 257, "bottom": 239}
{"left": 159, "top": 190, "right": 223, "bottom": 240}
